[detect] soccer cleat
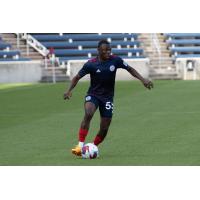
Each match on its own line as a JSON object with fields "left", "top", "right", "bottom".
{"left": 71, "top": 145, "right": 82, "bottom": 156}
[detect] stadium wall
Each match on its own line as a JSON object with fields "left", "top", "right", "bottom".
{"left": 0, "top": 61, "right": 42, "bottom": 83}
{"left": 67, "top": 59, "right": 150, "bottom": 81}
{"left": 176, "top": 58, "right": 200, "bottom": 80}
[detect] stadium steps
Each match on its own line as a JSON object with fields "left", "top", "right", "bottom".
{"left": 139, "top": 33, "right": 179, "bottom": 79}
{"left": 41, "top": 67, "right": 69, "bottom": 82}
{"left": 148, "top": 68, "right": 180, "bottom": 80}
{"left": 1, "top": 33, "right": 68, "bottom": 82}
{"left": 1, "top": 33, "right": 43, "bottom": 60}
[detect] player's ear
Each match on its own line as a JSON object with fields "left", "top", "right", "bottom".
{"left": 97, "top": 47, "right": 101, "bottom": 53}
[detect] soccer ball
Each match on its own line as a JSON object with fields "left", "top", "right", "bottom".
{"left": 82, "top": 143, "right": 99, "bottom": 159}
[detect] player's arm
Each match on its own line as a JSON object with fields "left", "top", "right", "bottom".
{"left": 63, "top": 74, "right": 82, "bottom": 100}
{"left": 64, "top": 61, "right": 90, "bottom": 100}
{"left": 127, "top": 66, "right": 153, "bottom": 90}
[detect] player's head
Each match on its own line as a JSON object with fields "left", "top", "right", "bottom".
{"left": 98, "top": 40, "right": 111, "bottom": 60}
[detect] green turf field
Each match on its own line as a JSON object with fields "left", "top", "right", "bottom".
{"left": 1, "top": 80, "right": 200, "bottom": 165}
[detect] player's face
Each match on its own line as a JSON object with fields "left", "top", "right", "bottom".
{"left": 98, "top": 44, "right": 111, "bottom": 61}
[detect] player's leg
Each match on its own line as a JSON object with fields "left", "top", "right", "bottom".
{"left": 72, "top": 96, "right": 98, "bottom": 156}
{"left": 93, "top": 99, "right": 113, "bottom": 146}
{"left": 79, "top": 101, "right": 97, "bottom": 144}
{"left": 93, "top": 117, "right": 112, "bottom": 146}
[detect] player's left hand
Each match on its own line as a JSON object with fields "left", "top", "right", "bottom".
{"left": 142, "top": 79, "right": 154, "bottom": 90}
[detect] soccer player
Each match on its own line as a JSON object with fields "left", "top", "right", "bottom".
{"left": 64, "top": 40, "right": 153, "bottom": 156}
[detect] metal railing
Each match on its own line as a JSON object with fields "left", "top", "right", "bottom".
{"left": 20, "top": 33, "right": 49, "bottom": 56}
{"left": 15, "top": 33, "right": 58, "bottom": 83}
{"left": 151, "top": 33, "right": 162, "bottom": 68}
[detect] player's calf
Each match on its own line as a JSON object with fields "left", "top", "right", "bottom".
{"left": 93, "top": 129, "right": 108, "bottom": 146}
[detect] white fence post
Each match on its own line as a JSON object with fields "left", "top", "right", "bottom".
{"left": 16, "top": 33, "right": 20, "bottom": 49}
{"left": 26, "top": 40, "right": 29, "bottom": 56}
{"left": 51, "top": 54, "right": 56, "bottom": 83}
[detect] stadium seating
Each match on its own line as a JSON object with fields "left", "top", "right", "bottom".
{"left": 165, "top": 33, "right": 200, "bottom": 39}
{"left": 41, "top": 40, "right": 140, "bottom": 49}
{"left": 30, "top": 33, "right": 145, "bottom": 62}
{"left": 0, "top": 58, "right": 31, "bottom": 61}
{"left": 164, "top": 33, "right": 200, "bottom": 59}
{"left": 31, "top": 33, "right": 139, "bottom": 41}
{"left": 0, "top": 36, "right": 31, "bottom": 61}
{"left": 0, "top": 42, "right": 12, "bottom": 50}
{"left": 0, "top": 50, "right": 20, "bottom": 58}
{"left": 167, "top": 39, "right": 200, "bottom": 46}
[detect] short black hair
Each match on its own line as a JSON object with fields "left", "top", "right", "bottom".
{"left": 98, "top": 40, "right": 110, "bottom": 48}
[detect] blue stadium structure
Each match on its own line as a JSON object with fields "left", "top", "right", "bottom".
{"left": 165, "top": 33, "right": 200, "bottom": 59}
{"left": 0, "top": 35, "right": 31, "bottom": 61}
{"left": 0, "top": 42, "right": 11, "bottom": 50}
{"left": 5, "top": 33, "right": 200, "bottom": 82}
{"left": 30, "top": 33, "right": 145, "bottom": 63}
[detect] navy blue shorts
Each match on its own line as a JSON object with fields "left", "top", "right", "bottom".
{"left": 85, "top": 95, "right": 114, "bottom": 118}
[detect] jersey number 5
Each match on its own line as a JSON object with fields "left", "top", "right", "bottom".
{"left": 105, "top": 102, "right": 113, "bottom": 110}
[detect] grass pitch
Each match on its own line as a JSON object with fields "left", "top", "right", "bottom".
{"left": 0, "top": 80, "right": 200, "bottom": 165}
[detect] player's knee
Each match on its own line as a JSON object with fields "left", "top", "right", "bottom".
{"left": 84, "top": 111, "right": 94, "bottom": 121}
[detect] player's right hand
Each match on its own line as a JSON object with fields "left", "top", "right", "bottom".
{"left": 143, "top": 79, "right": 154, "bottom": 90}
{"left": 63, "top": 91, "right": 72, "bottom": 100}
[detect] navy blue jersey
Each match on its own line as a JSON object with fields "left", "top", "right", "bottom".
{"left": 78, "top": 55, "right": 129, "bottom": 101}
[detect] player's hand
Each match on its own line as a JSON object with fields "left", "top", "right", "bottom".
{"left": 142, "top": 79, "right": 153, "bottom": 90}
{"left": 64, "top": 91, "right": 72, "bottom": 100}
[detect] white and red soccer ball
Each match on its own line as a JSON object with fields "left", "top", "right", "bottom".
{"left": 81, "top": 143, "right": 99, "bottom": 159}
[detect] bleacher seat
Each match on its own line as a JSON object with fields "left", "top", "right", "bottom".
{"left": 164, "top": 33, "right": 200, "bottom": 39}
{"left": 59, "top": 55, "right": 145, "bottom": 62}
{"left": 0, "top": 42, "right": 12, "bottom": 50}
{"left": 173, "top": 54, "right": 200, "bottom": 59}
{"left": 54, "top": 48, "right": 143, "bottom": 56}
{"left": 165, "top": 33, "right": 200, "bottom": 59}
{"left": 30, "top": 33, "right": 145, "bottom": 62}
{"left": 169, "top": 47, "right": 200, "bottom": 53}
{"left": 41, "top": 40, "right": 140, "bottom": 49}
{"left": 0, "top": 50, "right": 20, "bottom": 58}
{"left": 167, "top": 39, "right": 200, "bottom": 46}
{"left": 0, "top": 35, "right": 31, "bottom": 62}
{"left": 31, "top": 33, "right": 138, "bottom": 42}
{"left": 0, "top": 58, "right": 31, "bottom": 61}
